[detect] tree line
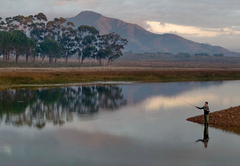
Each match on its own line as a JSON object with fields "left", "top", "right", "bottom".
{"left": 0, "top": 13, "right": 128, "bottom": 65}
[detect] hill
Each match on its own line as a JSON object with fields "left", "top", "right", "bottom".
{"left": 66, "top": 11, "right": 240, "bottom": 56}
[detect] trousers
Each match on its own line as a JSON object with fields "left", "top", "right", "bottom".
{"left": 204, "top": 114, "right": 209, "bottom": 124}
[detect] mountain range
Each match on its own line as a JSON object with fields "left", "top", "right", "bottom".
{"left": 66, "top": 11, "right": 240, "bottom": 56}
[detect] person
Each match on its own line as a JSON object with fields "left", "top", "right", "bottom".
{"left": 195, "top": 125, "right": 209, "bottom": 148}
{"left": 195, "top": 102, "right": 210, "bottom": 126}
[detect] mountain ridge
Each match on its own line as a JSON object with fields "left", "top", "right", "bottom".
{"left": 66, "top": 11, "right": 240, "bottom": 56}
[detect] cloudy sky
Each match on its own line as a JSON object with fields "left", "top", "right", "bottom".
{"left": 1, "top": 0, "right": 240, "bottom": 51}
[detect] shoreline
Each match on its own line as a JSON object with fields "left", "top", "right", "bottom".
{"left": 187, "top": 105, "right": 240, "bottom": 135}
{"left": 1, "top": 67, "right": 240, "bottom": 90}
{"left": 187, "top": 105, "right": 240, "bottom": 127}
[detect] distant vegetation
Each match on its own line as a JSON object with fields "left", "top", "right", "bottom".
{"left": 0, "top": 13, "right": 128, "bottom": 65}
{"left": 213, "top": 53, "right": 224, "bottom": 57}
{"left": 174, "top": 52, "right": 191, "bottom": 58}
{"left": 194, "top": 53, "right": 210, "bottom": 57}
{"left": 125, "top": 51, "right": 224, "bottom": 59}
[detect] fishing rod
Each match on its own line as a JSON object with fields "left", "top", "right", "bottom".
{"left": 179, "top": 99, "right": 196, "bottom": 107}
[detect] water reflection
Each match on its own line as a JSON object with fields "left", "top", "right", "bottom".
{"left": 0, "top": 86, "right": 127, "bottom": 129}
{"left": 195, "top": 125, "right": 210, "bottom": 148}
{"left": 1, "top": 81, "right": 240, "bottom": 165}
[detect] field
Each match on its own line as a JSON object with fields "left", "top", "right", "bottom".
{"left": 1, "top": 54, "right": 240, "bottom": 90}
{"left": 1, "top": 67, "right": 240, "bottom": 90}
{"left": 2, "top": 53, "right": 240, "bottom": 69}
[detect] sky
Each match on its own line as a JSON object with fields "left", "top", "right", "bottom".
{"left": 0, "top": 0, "right": 240, "bottom": 51}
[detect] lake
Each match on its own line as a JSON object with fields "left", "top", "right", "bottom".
{"left": 0, "top": 81, "right": 240, "bottom": 166}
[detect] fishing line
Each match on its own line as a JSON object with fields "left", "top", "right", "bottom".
{"left": 179, "top": 99, "right": 196, "bottom": 107}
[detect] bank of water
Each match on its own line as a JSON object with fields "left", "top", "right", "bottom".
{"left": 0, "top": 81, "right": 240, "bottom": 166}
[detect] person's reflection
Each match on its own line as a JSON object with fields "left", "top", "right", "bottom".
{"left": 195, "top": 125, "right": 209, "bottom": 148}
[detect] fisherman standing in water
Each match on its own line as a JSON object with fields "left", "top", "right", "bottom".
{"left": 195, "top": 102, "right": 210, "bottom": 126}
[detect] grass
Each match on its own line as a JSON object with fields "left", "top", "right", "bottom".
{"left": 1, "top": 68, "right": 240, "bottom": 90}
{"left": 1, "top": 56, "right": 240, "bottom": 90}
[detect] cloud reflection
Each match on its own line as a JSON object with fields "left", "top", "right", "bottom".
{"left": 144, "top": 94, "right": 217, "bottom": 112}
{"left": 142, "top": 81, "right": 240, "bottom": 112}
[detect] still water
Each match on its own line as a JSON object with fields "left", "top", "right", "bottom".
{"left": 0, "top": 81, "right": 240, "bottom": 166}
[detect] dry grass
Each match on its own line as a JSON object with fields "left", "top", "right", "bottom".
{"left": 2, "top": 55, "right": 240, "bottom": 69}
{"left": 1, "top": 68, "right": 240, "bottom": 90}
{"left": 1, "top": 55, "right": 240, "bottom": 90}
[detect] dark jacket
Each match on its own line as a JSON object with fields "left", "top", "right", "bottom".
{"left": 197, "top": 106, "right": 210, "bottom": 115}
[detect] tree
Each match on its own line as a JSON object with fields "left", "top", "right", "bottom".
{"left": 26, "top": 39, "right": 36, "bottom": 63}
{"left": 29, "top": 13, "right": 49, "bottom": 63}
{"left": 80, "top": 35, "right": 98, "bottom": 65}
{"left": 59, "top": 22, "right": 77, "bottom": 64}
{"left": 95, "top": 48, "right": 112, "bottom": 65}
{"left": 12, "top": 30, "right": 29, "bottom": 64}
{"left": 0, "top": 31, "right": 13, "bottom": 63}
{"left": 174, "top": 52, "right": 191, "bottom": 58}
{"left": 76, "top": 25, "right": 100, "bottom": 66}
{"left": 100, "top": 32, "right": 128, "bottom": 65}
{"left": 40, "top": 39, "right": 62, "bottom": 64}
{"left": 213, "top": 53, "right": 224, "bottom": 57}
{"left": 194, "top": 53, "right": 210, "bottom": 57}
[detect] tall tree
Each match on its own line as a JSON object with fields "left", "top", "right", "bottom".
{"left": 94, "top": 48, "right": 112, "bottom": 66}
{"left": 76, "top": 25, "right": 99, "bottom": 65}
{"left": 26, "top": 39, "right": 36, "bottom": 63}
{"left": 0, "top": 31, "right": 13, "bottom": 63}
{"left": 100, "top": 32, "right": 128, "bottom": 65}
{"left": 12, "top": 30, "right": 29, "bottom": 64}
{"left": 59, "top": 22, "right": 77, "bottom": 64}
{"left": 40, "top": 39, "right": 62, "bottom": 64}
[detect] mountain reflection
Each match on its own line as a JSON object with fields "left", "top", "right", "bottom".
{"left": 0, "top": 86, "right": 127, "bottom": 129}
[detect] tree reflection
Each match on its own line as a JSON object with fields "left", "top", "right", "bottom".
{"left": 0, "top": 85, "right": 127, "bottom": 129}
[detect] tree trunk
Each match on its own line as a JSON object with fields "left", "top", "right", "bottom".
{"left": 99, "top": 59, "right": 102, "bottom": 66}
{"left": 42, "top": 55, "right": 45, "bottom": 64}
{"left": 7, "top": 53, "right": 10, "bottom": 62}
{"left": 26, "top": 55, "right": 29, "bottom": 64}
{"left": 55, "top": 58, "right": 57, "bottom": 63}
{"left": 36, "top": 56, "right": 38, "bottom": 64}
{"left": 16, "top": 55, "right": 19, "bottom": 64}
{"left": 66, "top": 56, "right": 68, "bottom": 64}
{"left": 2, "top": 54, "right": 5, "bottom": 63}
{"left": 80, "top": 52, "right": 83, "bottom": 66}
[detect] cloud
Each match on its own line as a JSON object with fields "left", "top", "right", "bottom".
{"left": 145, "top": 21, "right": 240, "bottom": 37}
{"left": 1, "top": 0, "right": 239, "bottom": 27}
{"left": 1, "top": 0, "right": 240, "bottom": 28}
{"left": 159, "top": 22, "right": 165, "bottom": 27}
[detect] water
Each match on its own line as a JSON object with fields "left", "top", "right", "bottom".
{"left": 0, "top": 81, "right": 240, "bottom": 166}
